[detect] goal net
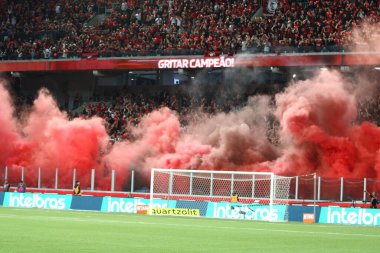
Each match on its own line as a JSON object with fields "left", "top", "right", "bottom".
{"left": 149, "top": 169, "right": 293, "bottom": 221}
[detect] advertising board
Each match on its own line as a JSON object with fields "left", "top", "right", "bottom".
{"left": 319, "top": 207, "right": 380, "bottom": 226}
{"left": 3, "top": 193, "right": 72, "bottom": 210}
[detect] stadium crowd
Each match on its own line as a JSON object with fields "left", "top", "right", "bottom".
{"left": 0, "top": 0, "right": 379, "bottom": 60}
{"left": 78, "top": 85, "right": 247, "bottom": 142}
{"left": 68, "top": 75, "right": 378, "bottom": 145}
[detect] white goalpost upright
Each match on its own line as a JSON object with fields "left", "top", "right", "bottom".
{"left": 149, "top": 168, "right": 293, "bottom": 221}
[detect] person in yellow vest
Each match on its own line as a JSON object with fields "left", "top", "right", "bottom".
{"left": 73, "top": 181, "right": 82, "bottom": 195}
{"left": 230, "top": 191, "right": 239, "bottom": 202}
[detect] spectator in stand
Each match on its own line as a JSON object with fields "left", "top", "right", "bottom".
{"left": 1, "top": 0, "right": 378, "bottom": 58}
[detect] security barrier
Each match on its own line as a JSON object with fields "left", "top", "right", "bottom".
{"left": 1, "top": 192, "right": 380, "bottom": 226}
{"left": 3, "top": 165, "right": 380, "bottom": 202}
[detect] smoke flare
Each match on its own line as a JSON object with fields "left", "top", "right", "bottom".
{"left": 1, "top": 23, "right": 380, "bottom": 191}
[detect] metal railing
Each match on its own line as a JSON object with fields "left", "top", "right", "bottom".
{"left": 2, "top": 45, "right": 379, "bottom": 61}
{"left": 1, "top": 166, "right": 379, "bottom": 202}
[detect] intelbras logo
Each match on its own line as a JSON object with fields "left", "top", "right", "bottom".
{"left": 324, "top": 207, "right": 380, "bottom": 226}
{"left": 212, "top": 203, "right": 279, "bottom": 221}
{"left": 7, "top": 193, "right": 68, "bottom": 209}
{"left": 104, "top": 198, "right": 168, "bottom": 213}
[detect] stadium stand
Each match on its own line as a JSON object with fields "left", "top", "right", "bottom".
{"left": 1, "top": 0, "right": 378, "bottom": 142}
{"left": 1, "top": 0, "right": 380, "bottom": 204}
{"left": 0, "top": 0, "right": 379, "bottom": 59}
{"left": 0, "top": 0, "right": 100, "bottom": 60}
{"left": 79, "top": 84, "right": 247, "bottom": 142}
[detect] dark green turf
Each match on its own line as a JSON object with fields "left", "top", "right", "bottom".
{"left": 0, "top": 207, "right": 379, "bottom": 253}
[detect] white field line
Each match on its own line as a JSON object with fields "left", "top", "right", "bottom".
{"left": 0, "top": 213, "right": 379, "bottom": 238}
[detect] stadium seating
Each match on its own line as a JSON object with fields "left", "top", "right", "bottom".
{"left": 80, "top": 85, "right": 245, "bottom": 141}
{"left": 0, "top": 0, "right": 100, "bottom": 60}
{"left": 0, "top": 0, "right": 379, "bottom": 60}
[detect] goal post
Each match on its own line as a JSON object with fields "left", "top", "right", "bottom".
{"left": 149, "top": 168, "right": 293, "bottom": 221}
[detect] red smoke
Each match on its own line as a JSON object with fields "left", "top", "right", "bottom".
{"left": 1, "top": 25, "right": 380, "bottom": 191}
{"left": 2, "top": 67, "right": 380, "bottom": 191}
{"left": 1, "top": 86, "right": 109, "bottom": 189}
{"left": 273, "top": 70, "right": 375, "bottom": 179}
{"left": 0, "top": 82, "right": 19, "bottom": 166}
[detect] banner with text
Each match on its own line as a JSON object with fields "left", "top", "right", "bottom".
{"left": 3, "top": 193, "right": 72, "bottom": 210}
{"left": 151, "top": 208, "right": 200, "bottom": 217}
{"left": 101, "top": 197, "right": 176, "bottom": 213}
{"left": 206, "top": 202, "right": 287, "bottom": 221}
{"left": 158, "top": 57, "right": 235, "bottom": 69}
{"left": 319, "top": 207, "right": 380, "bottom": 226}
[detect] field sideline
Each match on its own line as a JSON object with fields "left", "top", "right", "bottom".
{"left": 0, "top": 207, "right": 379, "bottom": 253}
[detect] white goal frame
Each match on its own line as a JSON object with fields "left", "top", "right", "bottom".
{"left": 149, "top": 168, "right": 292, "bottom": 220}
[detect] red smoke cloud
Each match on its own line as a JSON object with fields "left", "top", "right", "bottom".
{"left": 1, "top": 87, "right": 109, "bottom": 189}
{"left": 2, "top": 67, "right": 380, "bottom": 191}
{"left": 273, "top": 70, "right": 365, "bottom": 178}
{"left": 1, "top": 24, "right": 380, "bottom": 191}
{"left": 0, "top": 82, "right": 19, "bottom": 166}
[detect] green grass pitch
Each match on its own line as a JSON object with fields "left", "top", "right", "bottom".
{"left": 0, "top": 207, "right": 379, "bottom": 253}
